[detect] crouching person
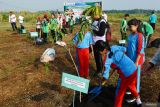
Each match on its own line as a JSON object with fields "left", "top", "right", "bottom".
{"left": 96, "top": 40, "right": 142, "bottom": 107}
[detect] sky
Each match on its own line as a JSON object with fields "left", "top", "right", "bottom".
{"left": 0, "top": 0, "right": 159, "bottom": 12}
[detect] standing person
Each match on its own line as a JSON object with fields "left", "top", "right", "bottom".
{"left": 65, "top": 14, "right": 70, "bottom": 27}
{"left": 102, "top": 12, "right": 108, "bottom": 22}
{"left": 57, "top": 14, "right": 63, "bottom": 30}
{"left": 50, "top": 13, "right": 58, "bottom": 43}
{"left": 18, "top": 15, "right": 24, "bottom": 29}
{"left": 149, "top": 11, "right": 157, "bottom": 30}
{"left": 69, "top": 16, "right": 74, "bottom": 34}
{"left": 62, "top": 16, "right": 67, "bottom": 34}
{"left": 73, "top": 22, "right": 94, "bottom": 78}
{"left": 36, "top": 16, "right": 42, "bottom": 37}
{"left": 9, "top": 11, "right": 17, "bottom": 31}
{"left": 91, "top": 14, "right": 108, "bottom": 76}
{"left": 126, "top": 19, "right": 145, "bottom": 102}
{"left": 120, "top": 14, "right": 129, "bottom": 40}
{"left": 139, "top": 21, "right": 154, "bottom": 48}
{"left": 55, "top": 14, "right": 65, "bottom": 41}
{"left": 41, "top": 14, "right": 49, "bottom": 43}
{"left": 96, "top": 40, "right": 142, "bottom": 107}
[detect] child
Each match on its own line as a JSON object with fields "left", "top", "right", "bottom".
{"left": 149, "top": 11, "right": 157, "bottom": 30}
{"left": 91, "top": 14, "right": 108, "bottom": 76}
{"left": 73, "top": 21, "right": 93, "bottom": 78}
{"left": 36, "top": 16, "right": 42, "bottom": 37}
{"left": 9, "top": 11, "right": 17, "bottom": 31}
{"left": 41, "top": 14, "right": 49, "bottom": 43}
{"left": 57, "top": 14, "right": 63, "bottom": 30}
{"left": 127, "top": 18, "right": 145, "bottom": 98}
{"left": 120, "top": 14, "right": 129, "bottom": 40}
{"left": 18, "top": 15, "right": 24, "bottom": 29}
{"left": 69, "top": 16, "right": 74, "bottom": 33}
{"left": 96, "top": 40, "right": 142, "bottom": 107}
{"left": 50, "top": 13, "right": 58, "bottom": 43}
{"left": 62, "top": 17, "right": 67, "bottom": 34}
{"left": 139, "top": 21, "right": 154, "bottom": 48}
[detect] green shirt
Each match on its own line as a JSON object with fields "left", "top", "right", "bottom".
{"left": 141, "top": 22, "right": 154, "bottom": 36}
{"left": 50, "top": 18, "right": 58, "bottom": 30}
{"left": 69, "top": 18, "right": 74, "bottom": 26}
{"left": 120, "top": 18, "right": 127, "bottom": 32}
{"left": 41, "top": 20, "right": 49, "bottom": 33}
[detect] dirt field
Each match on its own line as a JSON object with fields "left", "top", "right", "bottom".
{"left": 0, "top": 17, "right": 160, "bottom": 107}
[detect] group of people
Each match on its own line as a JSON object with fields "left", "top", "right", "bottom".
{"left": 9, "top": 11, "right": 76, "bottom": 43}
{"left": 8, "top": 10, "right": 159, "bottom": 107}
{"left": 73, "top": 11, "right": 158, "bottom": 107}
{"left": 35, "top": 13, "right": 76, "bottom": 43}
{"left": 120, "top": 11, "right": 157, "bottom": 48}
{"left": 9, "top": 11, "right": 25, "bottom": 31}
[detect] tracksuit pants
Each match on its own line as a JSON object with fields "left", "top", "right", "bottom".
{"left": 144, "top": 35, "right": 152, "bottom": 48}
{"left": 42, "top": 32, "right": 48, "bottom": 42}
{"left": 115, "top": 71, "right": 139, "bottom": 107}
{"left": 93, "top": 45, "right": 103, "bottom": 73}
{"left": 120, "top": 31, "right": 127, "bottom": 41}
{"left": 150, "top": 23, "right": 155, "bottom": 30}
{"left": 137, "top": 65, "right": 142, "bottom": 93}
{"left": 77, "top": 48, "right": 89, "bottom": 78}
{"left": 11, "top": 22, "right": 17, "bottom": 31}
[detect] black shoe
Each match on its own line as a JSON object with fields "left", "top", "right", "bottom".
{"left": 135, "top": 103, "right": 142, "bottom": 107}
{"left": 131, "top": 101, "right": 142, "bottom": 107}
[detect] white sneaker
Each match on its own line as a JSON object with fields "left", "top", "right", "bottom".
{"left": 125, "top": 91, "right": 132, "bottom": 95}
{"left": 126, "top": 98, "right": 136, "bottom": 103}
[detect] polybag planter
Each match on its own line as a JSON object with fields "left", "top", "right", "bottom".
{"left": 40, "top": 48, "right": 56, "bottom": 72}
{"left": 40, "top": 48, "right": 56, "bottom": 63}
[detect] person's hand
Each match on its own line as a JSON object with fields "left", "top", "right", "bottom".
{"left": 91, "top": 52, "right": 94, "bottom": 59}
{"left": 135, "top": 62, "right": 139, "bottom": 67}
{"left": 101, "top": 78, "right": 108, "bottom": 86}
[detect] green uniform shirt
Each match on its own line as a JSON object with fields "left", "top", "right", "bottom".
{"left": 120, "top": 18, "right": 127, "bottom": 32}
{"left": 141, "top": 22, "right": 154, "bottom": 36}
{"left": 69, "top": 18, "right": 74, "bottom": 26}
{"left": 41, "top": 20, "right": 49, "bottom": 33}
{"left": 50, "top": 18, "right": 58, "bottom": 30}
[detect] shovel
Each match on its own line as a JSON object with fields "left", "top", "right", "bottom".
{"left": 88, "top": 77, "right": 107, "bottom": 101}
{"left": 88, "top": 70, "right": 115, "bottom": 101}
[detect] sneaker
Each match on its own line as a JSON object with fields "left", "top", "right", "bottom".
{"left": 131, "top": 101, "right": 142, "bottom": 107}
{"left": 126, "top": 98, "right": 136, "bottom": 103}
{"left": 126, "top": 91, "right": 132, "bottom": 95}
